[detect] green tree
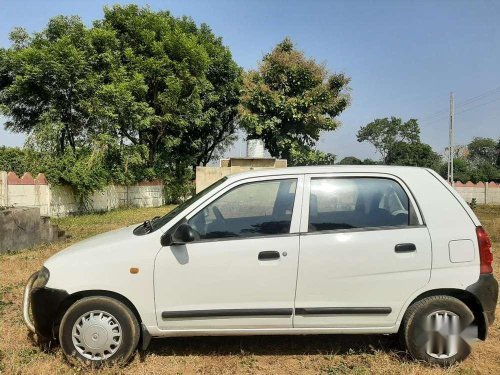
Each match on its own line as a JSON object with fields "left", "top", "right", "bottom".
{"left": 440, "top": 158, "right": 472, "bottom": 183}
{"left": 95, "top": 5, "right": 242, "bottom": 172}
{"left": 497, "top": 138, "right": 500, "bottom": 168}
{"left": 357, "top": 117, "right": 420, "bottom": 163}
{"left": 467, "top": 137, "right": 498, "bottom": 165}
{"left": 469, "top": 161, "right": 499, "bottom": 182}
{"left": 0, "top": 5, "right": 242, "bottom": 191}
{"left": 338, "top": 156, "right": 362, "bottom": 165}
{"left": 0, "top": 17, "right": 99, "bottom": 153}
{"left": 386, "top": 141, "right": 441, "bottom": 170}
{"left": 362, "top": 158, "right": 380, "bottom": 165}
{"left": 239, "top": 38, "right": 350, "bottom": 165}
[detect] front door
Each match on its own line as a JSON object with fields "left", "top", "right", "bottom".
{"left": 155, "top": 175, "right": 303, "bottom": 330}
{"left": 294, "top": 174, "right": 432, "bottom": 328}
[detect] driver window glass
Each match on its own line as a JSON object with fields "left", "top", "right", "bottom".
{"left": 189, "top": 179, "right": 297, "bottom": 240}
{"left": 308, "top": 178, "right": 418, "bottom": 232}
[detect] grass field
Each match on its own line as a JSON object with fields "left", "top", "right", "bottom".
{"left": 0, "top": 205, "right": 499, "bottom": 374}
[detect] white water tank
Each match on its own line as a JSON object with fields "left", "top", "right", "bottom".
{"left": 246, "top": 139, "right": 265, "bottom": 158}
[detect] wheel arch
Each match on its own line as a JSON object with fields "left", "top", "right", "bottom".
{"left": 400, "top": 288, "right": 487, "bottom": 340}
{"left": 56, "top": 290, "right": 143, "bottom": 331}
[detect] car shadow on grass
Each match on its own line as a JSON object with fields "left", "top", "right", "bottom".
{"left": 145, "top": 334, "right": 409, "bottom": 360}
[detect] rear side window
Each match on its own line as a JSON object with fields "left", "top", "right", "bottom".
{"left": 308, "top": 178, "right": 419, "bottom": 232}
{"left": 189, "top": 179, "right": 297, "bottom": 240}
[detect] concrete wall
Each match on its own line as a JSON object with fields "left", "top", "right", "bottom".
{"left": 196, "top": 166, "right": 286, "bottom": 193}
{"left": 454, "top": 181, "right": 500, "bottom": 205}
{"left": 196, "top": 158, "right": 287, "bottom": 193}
{"left": 219, "top": 158, "right": 287, "bottom": 168}
{"left": 0, "top": 207, "right": 64, "bottom": 253}
{"left": 1, "top": 171, "right": 165, "bottom": 217}
{"left": 0, "top": 171, "right": 7, "bottom": 206}
{"left": 0, "top": 207, "right": 41, "bottom": 253}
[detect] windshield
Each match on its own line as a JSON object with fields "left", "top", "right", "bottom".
{"left": 150, "top": 177, "right": 228, "bottom": 232}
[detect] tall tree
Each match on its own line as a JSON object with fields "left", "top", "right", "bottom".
{"left": 0, "top": 5, "right": 242, "bottom": 180}
{"left": 94, "top": 6, "right": 242, "bottom": 173}
{"left": 386, "top": 141, "right": 441, "bottom": 169}
{"left": 239, "top": 38, "right": 350, "bottom": 165}
{"left": 356, "top": 117, "right": 420, "bottom": 164}
{"left": 0, "top": 17, "right": 99, "bottom": 153}
{"left": 467, "top": 137, "right": 498, "bottom": 165}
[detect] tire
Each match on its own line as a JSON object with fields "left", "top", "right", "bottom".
{"left": 400, "top": 295, "right": 475, "bottom": 366}
{"left": 59, "top": 296, "right": 140, "bottom": 366}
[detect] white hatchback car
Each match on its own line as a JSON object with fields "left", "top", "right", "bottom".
{"left": 23, "top": 166, "right": 497, "bottom": 366}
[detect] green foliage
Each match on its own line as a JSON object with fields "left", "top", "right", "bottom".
{"left": 163, "top": 167, "right": 195, "bottom": 204}
{"left": 361, "top": 158, "right": 380, "bottom": 165}
{"left": 0, "top": 146, "right": 108, "bottom": 208}
{"left": 466, "top": 137, "right": 500, "bottom": 182}
{"left": 338, "top": 156, "right": 362, "bottom": 165}
{"left": 469, "top": 198, "right": 478, "bottom": 210}
{"left": 439, "top": 157, "right": 499, "bottom": 183}
{"left": 0, "top": 16, "right": 100, "bottom": 153}
{"left": 288, "top": 145, "right": 336, "bottom": 166}
{"left": 0, "top": 146, "right": 27, "bottom": 173}
{"left": 386, "top": 141, "right": 441, "bottom": 170}
{"left": 469, "top": 161, "right": 499, "bottom": 182}
{"left": 497, "top": 139, "right": 500, "bottom": 168}
{"left": 439, "top": 158, "right": 471, "bottom": 183}
{"left": 239, "top": 38, "right": 350, "bottom": 166}
{"left": 357, "top": 117, "right": 420, "bottom": 164}
{"left": 357, "top": 117, "right": 440, "bottom": 170}
{"left": 441, "top": 138, "right": 500, "bottom": 183}
{"left": 0, "top": 5, "right": 242, "bottom": 203}
{"left": 468, "top": 137, "right": 498, "bottom": 165}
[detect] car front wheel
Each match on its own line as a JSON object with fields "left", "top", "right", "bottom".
{"left": 59, "top": 296, "right": 140, "bottom": 366}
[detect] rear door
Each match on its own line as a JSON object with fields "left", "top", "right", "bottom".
{"left": 294, "top": 173, "right": 432, "bottom": 328}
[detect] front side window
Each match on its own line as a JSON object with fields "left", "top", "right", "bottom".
{"left": 308, "top": 177, "right": 418, "bottom": 232}
{"left": 189, "top": 179, "right": 297, "bottom": 240}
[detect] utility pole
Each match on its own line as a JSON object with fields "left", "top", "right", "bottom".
{"left": 448, "top": 92, "right": 455, "bottom": 186}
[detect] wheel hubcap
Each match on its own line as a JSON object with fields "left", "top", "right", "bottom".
{"left": 425, "top": 310, "right": 460, "bottom": 359}
{"left": 72, "top": 310, "right": 122, "bottom": 361}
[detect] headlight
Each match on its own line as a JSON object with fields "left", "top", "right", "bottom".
{"left": 32, "top": 267, "right": 50, "bottom": 289}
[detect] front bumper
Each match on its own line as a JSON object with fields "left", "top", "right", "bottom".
{"left": 23, "top": 271, "right": 69, "bottom": 339}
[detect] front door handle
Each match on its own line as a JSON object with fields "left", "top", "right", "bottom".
{"left": 395, "top": 243, "right": 416, "bottom": 253}
{"left": 258, "top": 251, "right": 280, "bottom": 260}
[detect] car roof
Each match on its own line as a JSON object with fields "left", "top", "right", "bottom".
{"left": 226, "top": 165, "right": 429, "bottom": 181}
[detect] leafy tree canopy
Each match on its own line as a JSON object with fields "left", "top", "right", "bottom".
{"left": 357, "top": 117, "right": 420, "bottom": 164}
{"left": 467, "top": 137, "right": 498, "bottom": 166}
{"left": 338, "top": 156, "right": 362, "bottom": 165}
{"left": 239, "top": 38, "right": 350, "bottom": 165}
{"left": 386, "top": 141, "right": 441, "bottom": 169}
{"left": 0, "top": 5, "right": 242, "bottom": 202}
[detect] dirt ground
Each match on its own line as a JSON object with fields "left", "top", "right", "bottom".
{"left": 0, "top": 205, "right": 499, "bottom": 374}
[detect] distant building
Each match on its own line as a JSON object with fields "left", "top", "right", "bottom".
{"left": 196, "top": 139, "right": 287, "bottom": 193}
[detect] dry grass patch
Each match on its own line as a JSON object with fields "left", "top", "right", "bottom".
{"left": 0, "top": 205, "right": 499, "bottom": 374}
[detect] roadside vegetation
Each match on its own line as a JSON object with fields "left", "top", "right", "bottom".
{"left": 0, "top": 205, "right": 498, "bottom": 374}
{"left": 3, "top": 5, "right": 496, "bottom": 210}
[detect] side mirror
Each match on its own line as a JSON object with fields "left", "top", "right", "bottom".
{"left": 161, "top": 223, "right": 195, "bottom": 246}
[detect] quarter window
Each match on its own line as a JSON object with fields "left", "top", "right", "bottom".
{"left": 308, "top": 178, "right": 419, "bottom": 232}
{"left": 189, "top": 179, "right": 297, "bottom": 240}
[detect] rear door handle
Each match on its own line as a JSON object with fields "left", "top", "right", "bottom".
{"left": 395, "top": 243, "right": 416, "bottom": 253}
{"left": 258, "top": 251, "right": 280, "bottom": 260}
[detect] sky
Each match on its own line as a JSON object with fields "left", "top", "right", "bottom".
{"left": 0, "top": 0, "right": 499, "bottom": 160}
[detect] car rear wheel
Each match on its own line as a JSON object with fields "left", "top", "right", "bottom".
{"left": 400, "top": 295, "right": 475, "bottom": 366}
{"left": 59, "top": 296, "right": 140, "bottom": 366}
